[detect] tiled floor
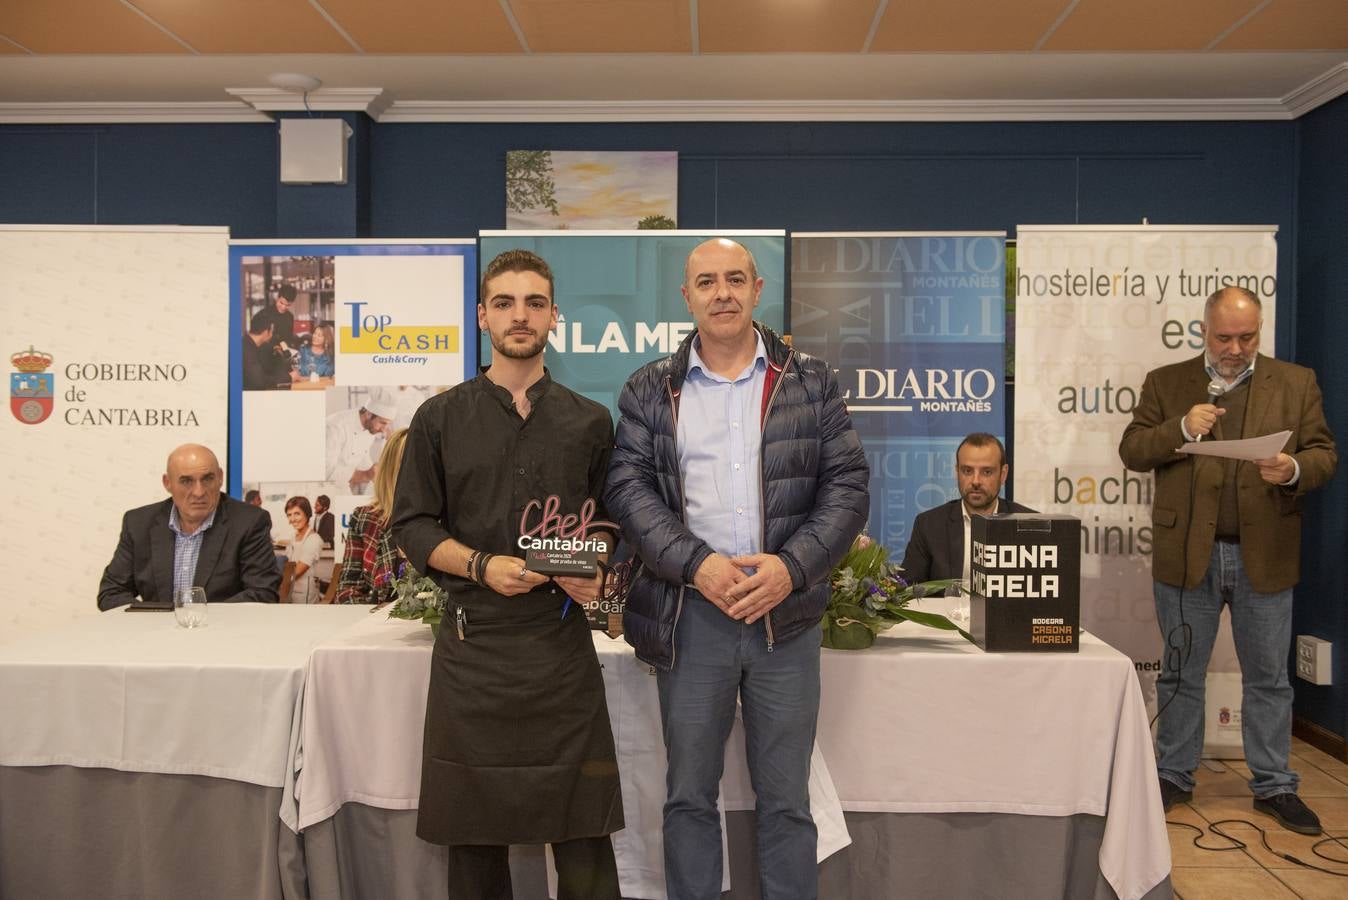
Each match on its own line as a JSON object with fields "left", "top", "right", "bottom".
{"left": 1168, "top": 738, "right": 1348, "bottom": 898}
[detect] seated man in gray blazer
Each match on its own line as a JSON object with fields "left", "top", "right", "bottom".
{"left": 97, "top": 444, "right": 280, "bottom": 610}
{"left": 900, "top": 433, "right": 1034, "bottom": 587}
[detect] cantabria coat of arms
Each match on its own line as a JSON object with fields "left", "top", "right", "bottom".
{"left": 11, "top": 346, "right": 54, "bottom": 425}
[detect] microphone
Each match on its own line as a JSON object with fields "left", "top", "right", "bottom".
{"left": 1196, "top": 379, "right": 1227, "bottom": 442}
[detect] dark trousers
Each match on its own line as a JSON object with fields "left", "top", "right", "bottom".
{"left": 446, "top": 836, "right": 620, "bottom": 900}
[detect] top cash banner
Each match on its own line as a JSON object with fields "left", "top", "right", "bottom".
{"left": 791, "top": 233, "right": 1008, "bottom": 553}
{"left": 1013, "top": 224, "right": 1277, "bottom": 739}
{"left": 479, "top": 231, "right": 785, "bottom": 420}
{"left": 229, "top": 239, "right": 477, "bottom": 571}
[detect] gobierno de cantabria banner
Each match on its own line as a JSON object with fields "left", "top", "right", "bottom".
{"left": 1, "top": 225, "right": 230, "bottom": 641}
{"left": 229, "top": 239, "right": 477, "bottom": 582}
{"left": 1014, "top": 224, "right": 1277, "bottom": 755}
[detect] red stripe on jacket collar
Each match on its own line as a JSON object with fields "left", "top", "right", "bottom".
{"left": 761, "top": 358, "right": 784, "bottom": 425}
{"left": 670, "top": 356, "right": 783, "bottom": 427}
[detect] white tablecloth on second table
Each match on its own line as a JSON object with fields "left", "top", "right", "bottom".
{"left": 815, "top": 621, "right": 1170, "bottom": 900}
{"left": 290, "top": 613, "right": 851, "bottom": 899}
{"left": 0, "top": 603, "right": 370, "bottom": 788}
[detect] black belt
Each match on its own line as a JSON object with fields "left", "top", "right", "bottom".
{"left": 1216, "top": 535, "right": 1240, "bottom": 544}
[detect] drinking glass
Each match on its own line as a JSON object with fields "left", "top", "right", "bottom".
{"left": 174, "top": 586, "right": 208, "bottom": 629}
{"left": 948, "top": 583, "right": 970, "bottom": 625}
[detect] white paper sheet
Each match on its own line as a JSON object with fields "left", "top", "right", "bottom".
{"left": 1178, "top": 429, "right": 1291, "bottom": 461}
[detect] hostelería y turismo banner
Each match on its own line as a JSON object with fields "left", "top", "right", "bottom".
{"left": 228, "top": 239, "right": 477, "bottom": 591}
{"left": 1014, "top": 224, "right": 1277, "bottom": 755}
{"left": 2, "top": 225, "right": 230, "bottom": 640}
{"left": 791, "top": 232, "right": 1008, "bottom": 555}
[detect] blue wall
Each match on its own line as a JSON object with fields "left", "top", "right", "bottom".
{"left": 1293, "top": 93, "right": 1348, "bottom": 741}
{"left": 3, "top": 113, "right": 1343, "bottom": 738}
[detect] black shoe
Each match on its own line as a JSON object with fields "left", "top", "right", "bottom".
{"left": 1253, "top": 792, "right": 1322, "bottom": 835}
{"left": 1159, "top": 778, "right": 1193, "bottom": 812}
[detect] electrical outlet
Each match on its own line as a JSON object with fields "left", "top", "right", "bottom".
{"left": 1295, "top": 635, "right": 1332, "bottom": 686}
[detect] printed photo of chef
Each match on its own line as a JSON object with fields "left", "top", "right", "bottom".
{"left": 324, "top": 385, "right": 445, "bottom": 494}
{"left": 240, "top": 255, "right": 337, "bottom": 391}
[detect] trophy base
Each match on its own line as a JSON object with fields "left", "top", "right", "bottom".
{"left": 524, "top": 548, "right": 598, "bottom": 577}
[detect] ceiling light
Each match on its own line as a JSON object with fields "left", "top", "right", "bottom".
{"left": 268, "top": 73, "right": 322, "bottom": 93}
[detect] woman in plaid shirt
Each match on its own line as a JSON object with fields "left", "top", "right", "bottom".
{"left": 334, "top": 428, "right": 415, "bottom": 603}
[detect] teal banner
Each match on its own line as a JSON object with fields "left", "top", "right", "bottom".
{"left": 480, "top": 231, "right": 785, "bottom": 419}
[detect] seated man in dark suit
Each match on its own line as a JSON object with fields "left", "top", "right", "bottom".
{"left": 241, "top": 316, "right": 276, "bottom": 390}
{"left": 900, "top": 432, "right": 1034, "bottom": 587}
{"left": 97, "top": 444, "right": 281, "bottom": 610}
{"left": 314, "top": 494, "right": 335, "bottom": 548}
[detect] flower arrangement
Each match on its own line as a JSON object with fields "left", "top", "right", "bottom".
{"left": 822, "top": 534, "right": 973, "bottom": 650}
{"left": 385, "top": 561, "right": 447, "bottom": 635}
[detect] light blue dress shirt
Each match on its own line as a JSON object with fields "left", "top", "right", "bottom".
{"left": 676, "top": 332, "right": 768, "bottom": 565}
{"left": 168, "top": 505, "right": 216, "bottom": 597}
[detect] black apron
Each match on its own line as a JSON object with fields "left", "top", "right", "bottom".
{"left": 416, "top": 588, "right": 624, "bottom": 846}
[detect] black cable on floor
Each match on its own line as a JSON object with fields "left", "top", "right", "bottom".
{"left": 1164, "top": 816, "right": 1348, "bottom": 877}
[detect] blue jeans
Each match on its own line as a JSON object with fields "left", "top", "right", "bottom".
{"left": 657, "top": 592, "right": 821, "bottom": 900}
{"left": 1154, "top": 540, "right": 1297, "bottom": 798}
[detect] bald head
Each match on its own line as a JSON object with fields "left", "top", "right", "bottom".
{"left": 1204, "top": 286, "right": 1262, "bottom": 318}
{"left": 1202, "top": 288, "right": 1262, "bottom": 381}
{"left": 163, "top": 444, "right": 223, "bottom": 533}
{"left": 683, "top": 238, "right": 758, "bottom": 286}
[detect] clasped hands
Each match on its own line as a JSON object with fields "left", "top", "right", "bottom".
{"left": 693, "top": 552, "right": 793, "bottom": 624}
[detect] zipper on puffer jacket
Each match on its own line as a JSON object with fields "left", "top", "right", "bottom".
{"left": 666, "top": 374, "right": 687, "bottom": 670}
{"left": 759, "top": 348, "right": 793, "bottom": 651}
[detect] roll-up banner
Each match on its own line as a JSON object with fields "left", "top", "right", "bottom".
{"left": 791, "top": 232, "right": 1008, "bottom": 554}
{"left": 1014, "top": 224, "right": 1277, "bottom": 755}
{"left": 228, "top": 239, "right": 477, "bottom": 573}
{"left": 1, "top": 225, "right": 230, "bottom": 640}
{"left": 479, "top": 231, "right": 785, "bottom": 421}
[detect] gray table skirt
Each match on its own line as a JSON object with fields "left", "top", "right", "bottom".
{"left": 0, "top": 766, "right": 1172, "bottom": 900}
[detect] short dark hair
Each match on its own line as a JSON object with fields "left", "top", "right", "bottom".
{"left": 480, "top": 249, "right": 554, "bottom": 305}
{"left": 316, "top": 494, "right": 330, "bottom": 507}
{"left": 244, "top": 489, "right": 261, "bottom": 503}
{"left": 284, "top": 496, "right": 312, "bottom": 521}
{"left": 277, "top": 283, "right": 298, "bottom": 303}
{"left": 956, "top": 432, "right": 1006, "bottom": 468}
{"left": 248, "top": 315, "right": 273, "bottom": 336}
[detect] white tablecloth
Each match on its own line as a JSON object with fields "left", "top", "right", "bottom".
{"left": 292, "top": 610, "right": 1169, "bottom": 900}
{"left": 0, "top": 603, "right": 369, "bottom": 788}
{"left": 815, "top": 622, "right": 1170, "bottom": 900}
{"left": 290, "top": 614, "right": 851, "bottom": 899}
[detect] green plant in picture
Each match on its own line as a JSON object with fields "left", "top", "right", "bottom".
{"left": 505, "top": 150, "right": 560, "bottom": 216}
{"left": 822, "top": 535, "right": 971, "bottom": 650}
{"left": 636, "top": 214, "right": 676, "bottom": 229}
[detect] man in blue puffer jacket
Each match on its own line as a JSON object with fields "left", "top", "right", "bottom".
{"left": 606, "top": 238, "right": 870, "bottom": 900}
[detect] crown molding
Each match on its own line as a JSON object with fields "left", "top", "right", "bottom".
{"left": 225, "top": 87, "right": 391, "bottom": 119}
{"left": 1282, "top": 62, "right": 1348, "bottom": 119}
{"left": 3, "top": 66, "right": 1345, "bottom": 124}
{"left": 375, "top": 97, "right": 1295, "bottom": 123}
{"left": 0, "top": 101, "right": 271, "bottom": 123}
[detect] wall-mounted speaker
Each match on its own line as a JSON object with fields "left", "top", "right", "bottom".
{"left": 279, "top": 118, "right": 350, "bottom": 185}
